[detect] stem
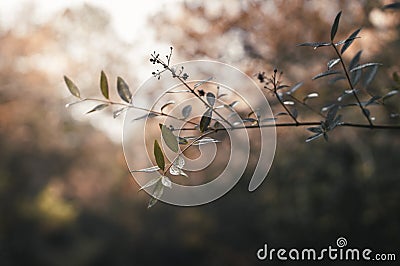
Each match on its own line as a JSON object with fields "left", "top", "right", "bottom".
{"left": 332, "top": 44, "right": 373, "bottom": 127}
{"left": 175, "top": 122, "right": 400, "bottom": 131}
{"left": 272, "top": 71, "right": 299, "bottom": 125}
{"left": 163, "top": 130, "right": 216, "bottom": 175}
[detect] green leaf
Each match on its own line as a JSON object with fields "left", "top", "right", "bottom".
{"left": 117, "top": 76, "right": 132, "bottom": 103}
{"left": 383, "top": 90, "right": 399, "bottom": 102}
{"left": 170, "top": 156, "right": 188, "bottom": 177}
{"left": 200, "top": 108, "right": 212, "bottom": 132}
{"left": 305, "top": 133, "right": 323, "bottom": 143}
{"left": 86, "top": 103, "right": 109, "bottom": 114}
{"left": 228, "top": 101, "right": 239, "bottom": 108}
{"left": 100, "top": 71, "right": 109, "bottom": 99}
{"left": 138, "top": 176, "right": 161, "bottom": 192}
{"left": 182, "top": 105, "right": 192, "bottom": 118}
{"left": 192, "top": 137, "right": 220, "bottom": 145}
{"left": 286, "top": 82, "right": 303, "bottom": 95}
{"left": 303, "top": 93, "right": 319, "bottom": 103}
{"left": 148, "top": 180, "right": 164, "bottom": 208}
{"left": 170, "top": 165, "right": 188, "bottom": 177}
{"left": 349, "top": 50, "right": 362, "bottom": 70}
{"left": 160, "top": 124, "right": 179, "bottom": 153}
{"left": 312, "top": 70, "right": 341, "bottom": 80}
{"left": 132, "top": 112, "right": 158, "bottom": 121}
{"left": 64, "top": 76, "right": 81, "bottom": 98}
{"left": 130, "top": 166, "right": 160, "bottom": 173}
{"left": 383, "top": 3, "right": 400, "bottom": 10}
{"left": 365, "top": 95, "right": 381, "bottom": 107}
{"left": 331, "top": 11, "right": 342, "bottom": 41}
{"left": 161, "top": 176, "right": 172, "bottom": 188}
{"left": 297, "top": 42, "right": 331, "bottom": 48}
{"left": 113, "top": 107, "right": 127, "bottom": 118}
{"left": 326, "top": 105, "right": 339, "bottom": 124}
{"left": 153, "top": 140, "right": 165, "bottom": 171}
{"left": 206, "top": 92, "right": 216, "bottom": 106}
{"left": 178, "top": 137, "right": 188, "bottom": 145}
{"left": 327, "top": 58, "right": 341, "bottom": 69}
{"left": 194, "top": 77, "right": 213, "bottom": 89}
{"left": 350, "top": 63, "right": 382, "bottom": 72}
{"left": 363, "top": 65, "right": 379, "bottom": 87}
{"left": 341, "top": 28, "right": 362, "bottom": 54}
{"left": 350, "top": 69, "right": 362, "bottom": 87}
{"left": 307, "top": 127, "right": 323, "bottom": 134}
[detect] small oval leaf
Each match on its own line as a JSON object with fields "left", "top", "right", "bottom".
{"left": 327, "top": 105, "right": 339, "bottom": 123}
{"left": 113, "top": 107, "right": 127, "bottom": 118}
{"left": 138, "top": 177, "right": 160, "bottom": 192}
{"left": 283, "top": 101, "right": 295, "bottom": 105}
{"left": 86, "top": 103, "right": 109, "bottom": 114}
{"left": 160, "top": 124, "right": 179, "bottom": 153}
{"left": 193, "top": 137, "right": 220, "bottom": 145}
{"left": 206, "top": 92, "right": 216, "bottom": 106}
{"left": 349, "top": 50, "right": 362, "bottom": 70}
{"left": 383, "top": 90, "right": 399, "bottom": 101}
{"left": 327, "top": 58, "right": 341, "bottom": 70}
{"left": 312, "top": 70, "right": 341, "bottom": 80}
{"left": 307, "top": 127, "right": 323, "bottom": 134}
{"left": 331, "top": 11, "right": 342, "bottom": 41}
{"left": 363, "top": 65, "right": 379, "bottom": 87}
{"left": 100, "top": 71, "right": 109, "bottom": 99}
{"left": 64, "top": 76, "right": 81, "bottom": 98}
{"left": 200, "top": 108, "right": 212, "bottom": 132}
{"left": 161, "top": 176, "right": 172, "bottom": 188}
{"left": 341, "top": 28, "right": 362, "bottom": 54}
{"left": 131, "top": 166, "right": 160, "bottom": 173}
{"left": 148, "top": 180, "right": 164, "bottom": 208}
{"left": 303, "top": 93, "right": 319, "bottom": 102}
{"left": 132, "top": 112, "right": 158, "bottom": 121}
{"left": 178, "top": 136, "right": 188, "bottom": 145}
{"left": 182, "top": 105, "right": 192, "bottom": 118}
{"left": 117, "top": 77, "right": 132, "bottom": 103}
{"left": 154, "top": 140, "right": 165, "bottom": 171}
{"left": 287, "top": 82, "right": 304, "bottom": 95}
{"left": 306, "top": 133, "right": 324, "bottom": 143}
{"left": 350, "top": 63, "right": 382, "bottom": 73}
{"left": 194, "top": 77, "right": 213, "bottom": 89}
{"left": 228, "top": 101, "right": 239, "bottom": 108}
{"left": 297, "top": 42, "right": 331, "bottom": 48}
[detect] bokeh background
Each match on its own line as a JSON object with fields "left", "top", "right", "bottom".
{"left": 0, "top": 0, "right": 399, "bottom": 265}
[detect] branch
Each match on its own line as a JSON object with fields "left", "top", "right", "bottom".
{"left": 151, "top": 53, "right": 234, "bottom": 128}
{"left": 332, "top": 44, "right": 374, "bottom": 127}
{"left": 175, "top": 122, "right": 400, "bottom": 131}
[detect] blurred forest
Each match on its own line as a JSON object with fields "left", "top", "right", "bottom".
{"left": 1, "top": 1, "right": 400, "bottom": 265}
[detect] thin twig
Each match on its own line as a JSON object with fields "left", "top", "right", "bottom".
{"left": 270, "top": 70, "right": 300, "bottom": 125}
{"left": 175, "top": 122, "right": 400, "bottom": 131}
{"left": 332, "top": 44, "right": 374, "bottom": 127}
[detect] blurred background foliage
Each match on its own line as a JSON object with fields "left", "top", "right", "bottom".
{"left": 0, "top": 1, "right": 399, "bottom": 265}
